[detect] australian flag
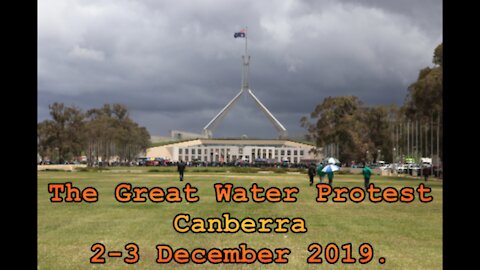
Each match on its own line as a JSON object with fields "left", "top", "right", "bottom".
{"left": 234, "top": 29, "right": 246, "bottom": 38}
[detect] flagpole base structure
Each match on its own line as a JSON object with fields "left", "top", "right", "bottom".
{"left": 202, "top": 88, "right": 288, "bottom": 139}
{"left": 202, "top": 89, "right": 245, "bottom": 138}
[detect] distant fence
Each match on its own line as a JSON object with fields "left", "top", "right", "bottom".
{"left": 342, "top": 167, "right": 416, "bottom": 176}
{"left": 342, "top": 167, "right": 442, "bottom": 178}
{"left": 37, "top": 164, "right": 87, "bottom": 171}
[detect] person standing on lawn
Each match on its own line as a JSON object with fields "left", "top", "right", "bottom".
{"left": 422, "top": 165, "right": 431, "bottom": 182}
{"left": 326, "top": 169, "right": 335, "bottom": 186}
{"left": 362, "top": 165, "right": 372, "bottom": 189}
{"left": 308, "top": 162, "right": 317, "bottom": 186}
{"left": 316, "top": 162, "right": 325, "bottom": 183}
{"left": 177, "top": 160, "right": 186, "bottom": 181}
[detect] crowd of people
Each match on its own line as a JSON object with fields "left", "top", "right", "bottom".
{"left": 176, "top": 159, "right": 434, "bottom": 186}
{"left": 151, "top": 160, "right": 312, "bottom": 168}
{"left": 307, "top": 161, "right": 373, "bottom": 189}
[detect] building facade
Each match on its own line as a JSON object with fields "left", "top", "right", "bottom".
{"left": 146, "top": 139, "right": 322, "bottom": 164}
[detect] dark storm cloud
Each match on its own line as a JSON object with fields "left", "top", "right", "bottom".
{"left": 38, "top": 0, "right": 442, "bottom": 138}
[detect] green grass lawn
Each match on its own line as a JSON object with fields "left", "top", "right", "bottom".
{"left": 38, "top": 171, "right": 442, "bottom": 269}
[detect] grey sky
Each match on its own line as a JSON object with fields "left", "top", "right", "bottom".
{"left": 38, "top": 0, "right": 442, "bottom": 138}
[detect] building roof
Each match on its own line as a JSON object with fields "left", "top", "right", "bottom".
{"left": 147, "top": 138, "right": 315, "bottom": 150}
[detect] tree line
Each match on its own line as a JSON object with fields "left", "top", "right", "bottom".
{"left": 38, "top": 103, "right": 150, "bottom": 166}
{"left": 301, "top": 43, "right": 443, "bottom": 165}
